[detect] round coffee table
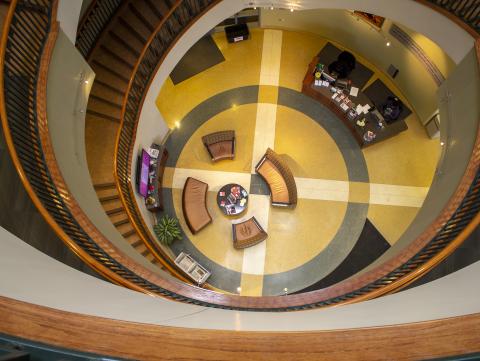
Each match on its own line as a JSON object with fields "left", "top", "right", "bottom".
{"left": 217, "top": 183, "right": 248, "bottom": 216}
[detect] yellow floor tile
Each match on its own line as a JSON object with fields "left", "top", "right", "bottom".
{"left": 363, "top": 116, "right": 440, "bottom": 187}
{"left": 162, "top": 166, "right": 175, "bottom": 188}
{"left": 171, "top": 188, "right": 244, "bottom": 272}
{"left": 258, "top": 85, "right": 279, "bottom": 104}
{"left": 264, "top": 199, "right": 347, "bottom": 274}
{"left": 368, "top": 204, "right": 420, "bottom": 245}
{"left": 157, "top": 29, "right": 263, "bottom": 128}
{"left": 279, "top": 31, "right": 328, "bottom": 91}
{"left": 176, "top": 104, "right": 257, "bottom": 173}
{"left": 240, "top": 274, "right": 263, "bottom": 296}
{"left": 274, "top": 105, "right": 348, "bottom": 181}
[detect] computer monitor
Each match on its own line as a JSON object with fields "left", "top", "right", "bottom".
{"left": 321, "top": 71, "right": 336, "bottom": 83}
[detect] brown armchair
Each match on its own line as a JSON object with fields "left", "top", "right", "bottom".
{"left": 182, "top": 177, "right": 212, "bottom": 234}
{"left": 202, "top": 130, "right": 235, "bottom": 162}
{"left": 255, "top": 148, "right": 297, "bottom": 208}
{"left": 232, "top": 216, "right": 268, "bottom": 249}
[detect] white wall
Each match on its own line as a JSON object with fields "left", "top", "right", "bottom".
{"left": 1, "top": 225, "right": 480, "bottom": 331}
{"left": 56, "top": 0, "right": 84, "bottom": 44}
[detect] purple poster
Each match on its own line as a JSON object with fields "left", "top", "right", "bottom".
{"left": 139, "top": 149, "right": 150, "bottom": 197}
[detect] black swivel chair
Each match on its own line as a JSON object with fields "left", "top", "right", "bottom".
{"left": 328, "top": 51, "right": 356, "bottom": 79}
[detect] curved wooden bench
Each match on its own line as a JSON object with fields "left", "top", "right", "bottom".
{"left": 202, "top": 130, "right": 235, "bottom": 162}
{"left": 232, "top": 216, "right": 268, "bottom": 249}
{"left": 182, "top": 177, "right": 212, "bottom": 234}
{"left": 255, "top": 148, "right": 297, "bottom": 208}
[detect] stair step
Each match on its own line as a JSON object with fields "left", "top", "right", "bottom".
{"left": 144, "top": 0, "right": 163, "bottom": 20}
{"left": 92, "top": 60, "right": 130, "bottom": 83}
{"left": 106, "top": 207, "right": 125, "bottom": 216}
{"left": 131, "top": 239, "right": 143, "bottom": 248}
{"left": 113, "top": 218, "right": 130, "bottom": 227}
{"left": 93, "top": 182, "right": 116, "bottom": 190}
{"left": 94, "top": 79, "right": 125, "bottom": 96}
{"left": 122, "top": 229, "right": 136, "bottom": 238}
{"left": 108, "top": 30, "right": 140, "bottom": 57}
{"left": 128, "top": 3, "right": 154, "bottom": 32}
{"left": 99, "top": 44, "right": 135, "bottom": 70}
{"left": 99, "top": 194, "right": 120, "bottom": 203}
{"left": 90, "top": 94, "right": 122, "bottom": 109}
{"left": 118, "top": 17, "right": 147, "bottom": 45}
{"left": 86, "top": 109, "right": 120, "bottom": 123}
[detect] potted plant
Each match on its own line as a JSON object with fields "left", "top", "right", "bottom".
{"left": 154, "top": 214, "right": 182, "bottom": 246}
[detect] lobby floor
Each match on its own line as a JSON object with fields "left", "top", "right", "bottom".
{"left": 157, "top": 29, "right": 440, "bottom": 296}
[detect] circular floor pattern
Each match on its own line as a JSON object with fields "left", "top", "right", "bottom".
{"left": 163, "top": 86, "right": 369, "bottom": 295}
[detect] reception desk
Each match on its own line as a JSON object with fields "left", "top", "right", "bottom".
{"left": 302, "top": 57, "right": 407, "bottom": 148}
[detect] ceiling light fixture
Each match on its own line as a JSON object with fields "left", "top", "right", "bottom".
{"left": 386, "top": 41, "right": 391, "bottom": 47}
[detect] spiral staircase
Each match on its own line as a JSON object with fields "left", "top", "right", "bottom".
{"left": 0, "top": 0, "right": 479, "bottom": 359}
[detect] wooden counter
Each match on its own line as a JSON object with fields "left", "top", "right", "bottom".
{"left": 302, "top": 57, "right": 407, "bottom": 148}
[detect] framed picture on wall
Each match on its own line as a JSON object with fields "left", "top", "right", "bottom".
{"left": 353, "top": 11, "right": 385, "bottom": 30}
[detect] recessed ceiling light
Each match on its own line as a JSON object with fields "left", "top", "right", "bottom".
{"left": 290, "top": 8, "right": 294, "bottom": 12}
{"left": 386, "top": 41, "right": 391, "bottom": 47}
{"left": 175, "top": 121, "right": 180, "bottom": 128}
{"left": 237, "top": 286, "right": 242, "bottom": 292}
{"left": 440, "top": 141, "right": 445, "bottom": 146}
{"left": 84, "top": 80, "right": 89, "bottom": 84}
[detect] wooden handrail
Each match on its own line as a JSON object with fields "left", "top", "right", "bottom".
{"left": 0, "top": 296, "right": 479, "bottom": 360}
{"left": 1, "top": 0, "right": 479, "bottom": 312}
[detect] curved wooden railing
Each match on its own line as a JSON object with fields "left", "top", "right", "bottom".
{"left": 1, "top": 296, "right": 479, "bottom": 360}
{"left": 75, "top": 0, "right": 122, "bottom": 58}
{"left": 1, "top": 0, "right": 480, "bottom": 311}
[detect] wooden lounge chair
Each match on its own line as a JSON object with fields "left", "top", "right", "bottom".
{"left": 182, "top": 177, "right": 212, "bottom": 234}
{"left": 255, "top": 148, "right": 297, "bottom": 208}
{"left": 232, "top": 216, "right": 268, "bottom": 249}
{"left": 202, "top": 130, "right": 235, "bottom": 162}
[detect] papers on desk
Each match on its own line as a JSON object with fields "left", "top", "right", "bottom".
{"left": 314, "top": 80, "right": 330, "bottom": 87}
{"left": 355, "top": 104, "right": 371, "bottom": 115}
{"left": 349, "top": 86, "right": 359, "bottom": 97}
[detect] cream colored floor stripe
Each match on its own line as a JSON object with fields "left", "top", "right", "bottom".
{"left": 259, "top": 30, "right": 283, "bottom": 86}
{"left": 369, "top": 183, "right": 430, "bottom": 208}
{"left": 250, "top": 30, "right": 283, "bottom": 172}
{"left": 296, "top": 177, "right": 429, "bottom": 207}
{"left": 251, "top": 103, "right": 278, "bottom": 172}
{"left": 240, "top": 30, "right": 284, "bottom": 290}
{"left": 170, "top": 168, "right": 429, "bottom": 208}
